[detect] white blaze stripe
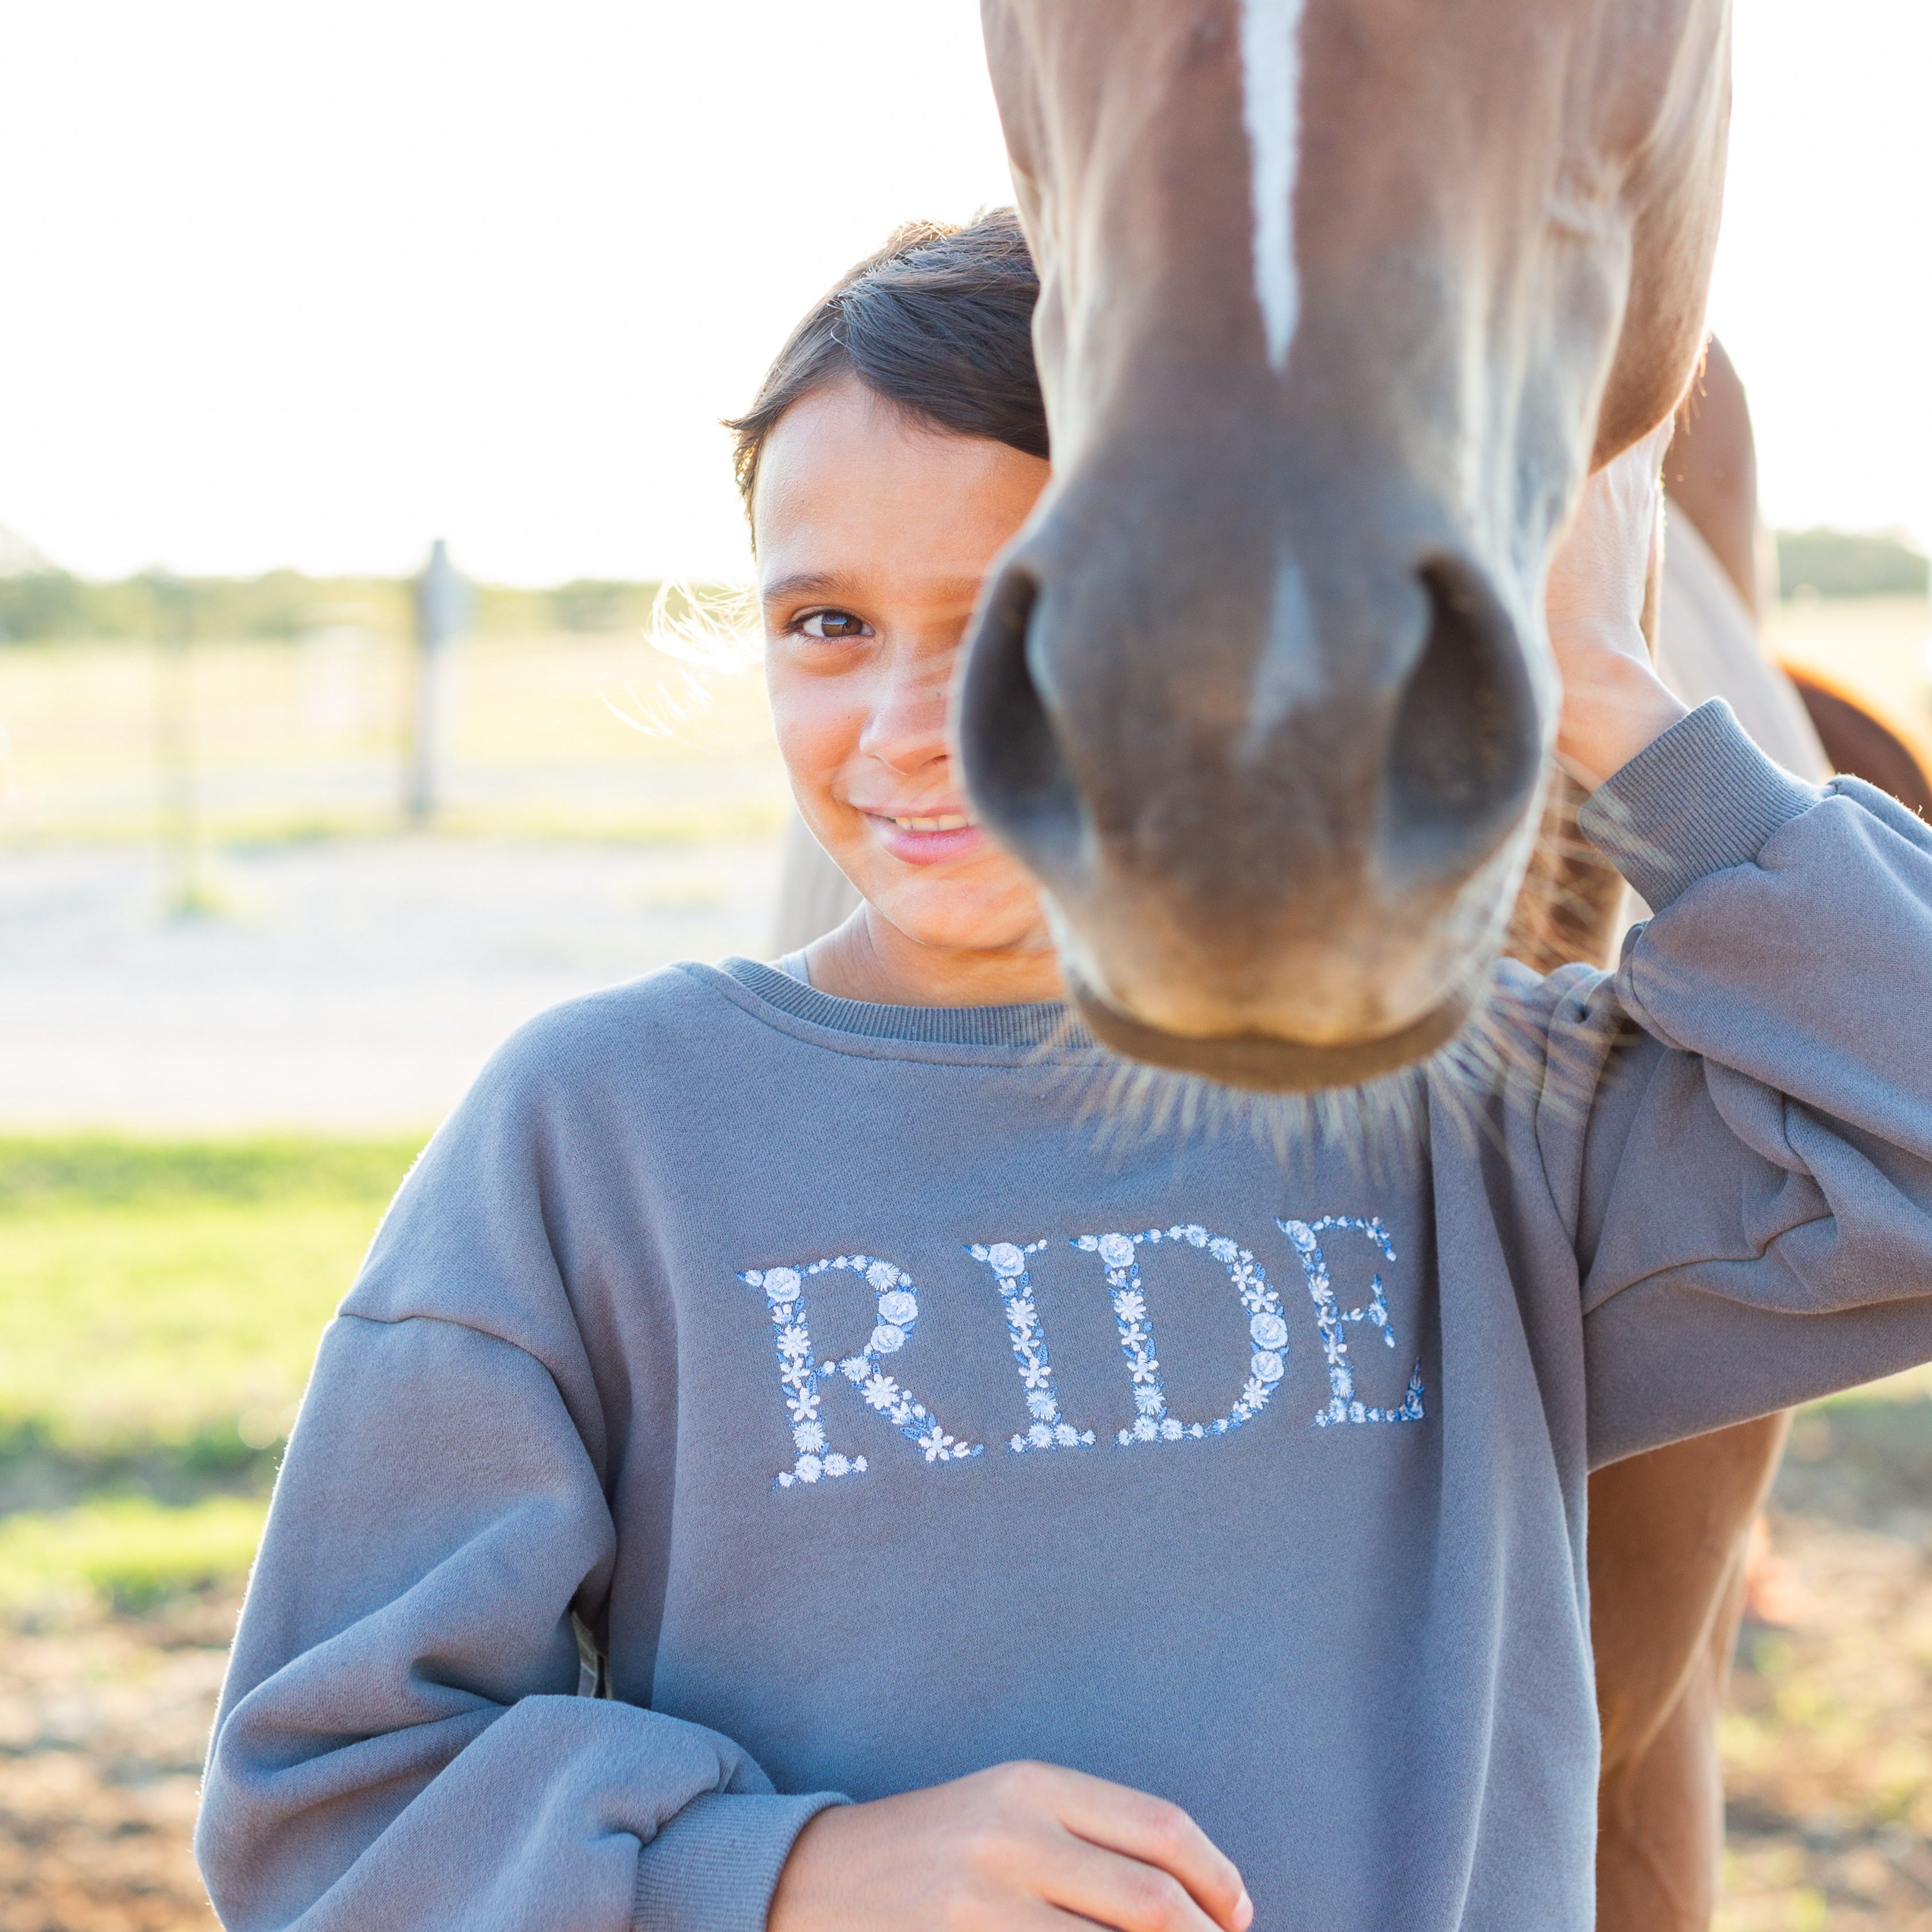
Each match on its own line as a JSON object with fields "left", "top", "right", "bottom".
{"left": 1239, "top": 0, "right": 1308, "bottom": 372}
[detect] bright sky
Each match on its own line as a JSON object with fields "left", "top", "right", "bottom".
{"left": 2, "top": 0, "right": 1926, "bottom": 585}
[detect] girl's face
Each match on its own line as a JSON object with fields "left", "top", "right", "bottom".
{"left": 756, "top": 377, "right": 1054, "bottom": 961}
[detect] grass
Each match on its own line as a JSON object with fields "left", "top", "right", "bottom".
{"left": 0, "top": 1135, "right": 421, "bottom": 1608}
{"left": 1764, "top": 592, "right": 1932, "bottom": 738}
{"left": 0, "top": 1494, "right": 270, "bottom": 1615}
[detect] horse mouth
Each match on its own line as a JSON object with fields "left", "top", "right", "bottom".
{"left": 1063, "top": 963, "right": 1480, "bottom": 1092}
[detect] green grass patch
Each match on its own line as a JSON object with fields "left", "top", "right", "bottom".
{"left": 0, "top": 1493, "right": 267, "bottom": 1613}
{"left": 0, "top": 1135, "right": 423, "bottom": 1462}
{"left": 0, "top": 1132, "right": 424, "bottom": 1211}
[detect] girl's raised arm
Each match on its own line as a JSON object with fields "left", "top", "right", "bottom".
{"left": 1540, "top": 707, "right": 1932, "bottom": 1464}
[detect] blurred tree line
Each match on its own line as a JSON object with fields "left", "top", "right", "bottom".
{"left": 0, "top": 528, "right": 1922, "bottom": 645}
{"left": 0, "top": 568, "right": 665, "bottom": 643}
{"left": 1776, "top": 528, "right": 1929, "bottom": 600}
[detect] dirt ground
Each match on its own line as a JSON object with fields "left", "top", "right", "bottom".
{"left": 1718, "top": 1401, "right": 1932, "bottom": 1930}
{"left": 3, "top": 1442, "right": 1928, "bottom": 1931}
{"left": 0, "top": 1592, "right": 231, "bottom": 1932}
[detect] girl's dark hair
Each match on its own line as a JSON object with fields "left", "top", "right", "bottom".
{"left": 725, "top": 208, "right": 1048, "bottom": 529}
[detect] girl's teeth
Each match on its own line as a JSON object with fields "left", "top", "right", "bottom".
{"left": 891, "top": 814, "right": 974, "bottom": 832}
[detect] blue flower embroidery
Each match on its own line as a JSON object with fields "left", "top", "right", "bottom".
{"left": 740, "top": 1255, "right": 983, "bottom": 1489}
{"left": 1070, "top": 1224, "right": 1291, "bottom": 1447}
{"left": 1276, "top": 1216, "right": 1425, "bottom": 1427}
{"left": 965, "top": 1239, "right": 1097, "bottom": 1454}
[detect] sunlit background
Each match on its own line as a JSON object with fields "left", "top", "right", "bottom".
{"left": 3, "top": 0, "right": 1929, "bottom": 583}
{"left": 1, "top": 6, "right": 1929, "bottom": 1929}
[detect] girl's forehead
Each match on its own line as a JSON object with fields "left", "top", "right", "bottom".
{"left": 755, "top": 381, "right": 1049, "bottom": 594}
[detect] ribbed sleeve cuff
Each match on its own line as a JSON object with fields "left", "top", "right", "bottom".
{"left": 633, "top": 1790, "right": 847, "bottom": 1932}
{"left": 1577, "top": 698, "right": 1823, "bottom": 911}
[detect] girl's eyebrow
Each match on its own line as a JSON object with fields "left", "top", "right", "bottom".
{"left": 761, "top": 571, "right": 850, "bottom": 604}
{"left": 760, "top": 569, "right": 989, "bottom": 608}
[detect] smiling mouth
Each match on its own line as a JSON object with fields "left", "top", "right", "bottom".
{"left": 877, "top": 812, "right": 978, "bottom": 832}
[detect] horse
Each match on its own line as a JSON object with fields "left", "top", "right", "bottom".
{"left": 958, "top": 0, "right": 1731, "bottom": 1092}
{"left": 958, "top": 10, "right": 1742, "bottom": 1926}
{"left": 763, "top": 326, "right": 1849, "bottom": 1932}
{"left": 769, "top": 2, "right": 1922, "bottom": 1919}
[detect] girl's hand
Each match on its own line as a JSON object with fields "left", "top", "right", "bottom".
{"left": 1545, "top": 417, "right": 1688, "bottom": 791}
{"left": 768, "top": 1760, "right": 1253, "bottom": 1932}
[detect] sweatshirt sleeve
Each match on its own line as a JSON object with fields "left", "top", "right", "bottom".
{"left": 1554, "top": 700, "right": 1932, "bottom": 1467}
{"left": 194, "top": 1047, "right": 844, "bottom": 1932}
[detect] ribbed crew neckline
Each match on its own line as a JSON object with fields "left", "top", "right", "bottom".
{"left": 720, "top": 957, "right": 1092, "bottom": 1051}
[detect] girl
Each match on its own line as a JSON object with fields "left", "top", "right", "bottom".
{"left": 197, "top": 212, "right": 1932, "bottom": 1932}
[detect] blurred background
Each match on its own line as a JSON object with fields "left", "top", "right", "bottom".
{"left": 1, "top": 3, "right": 1929, "bottom": 1928}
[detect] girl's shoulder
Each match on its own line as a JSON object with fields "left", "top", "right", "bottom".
{"left": 479, "top": 959, "right": 779, "bottom": 1100}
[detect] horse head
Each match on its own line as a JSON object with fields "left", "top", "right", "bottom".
{"left": 960, "top": 0, "right": 1730, "bottom": 1088}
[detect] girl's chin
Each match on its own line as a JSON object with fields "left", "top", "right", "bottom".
{"left": 860, "top": 880, "right": 1049, "bottom": 958}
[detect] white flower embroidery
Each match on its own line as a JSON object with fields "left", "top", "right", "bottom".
{"left": 967, "top": 1238, "right": 1096, "bottom": 1454}
{"left": 1277, "top": 1215, "right": 1424, "bottom": 1428}
{"left": 741, "top": 1254, "right": 982, "bottom": 1487}
{"left": 1074, "top": 1224, "right": 1294, "bottom": 1448}
{"left": 918, "top": 1424, "right": 971, "bottom": 1462}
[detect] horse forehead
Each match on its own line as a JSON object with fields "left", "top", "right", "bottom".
{"left": 987, "top": 0, "right": 1722, "bottom": 161}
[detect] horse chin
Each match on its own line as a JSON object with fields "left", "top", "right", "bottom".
{"left": 1064, "top": 962, "right": 1481, "bottom": 1094}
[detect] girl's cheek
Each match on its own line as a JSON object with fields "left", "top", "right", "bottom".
{"left": 767, "top": 665, "right": 865, "bottom": 811}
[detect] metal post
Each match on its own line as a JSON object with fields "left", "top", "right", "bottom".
{"left": 407, "top": 538, "right": 468, "bottom": 826}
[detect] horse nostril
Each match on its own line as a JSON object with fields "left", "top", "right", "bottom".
{"left": 1381, "top": 557, "right": 1543, "bottom": 880}
{"left": 958, "top": 559, "right": 1087, "bottom": 870}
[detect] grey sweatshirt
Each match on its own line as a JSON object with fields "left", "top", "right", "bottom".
{"left": 196, "top": 702, "right": 1932, "bottom": 1932}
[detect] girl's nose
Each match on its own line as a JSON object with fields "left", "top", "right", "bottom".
{"left": 858, "top": 646, "right": 956, "bottom": 774}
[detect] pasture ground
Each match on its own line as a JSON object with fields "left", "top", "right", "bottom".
{"left": 1, "top": 600, "right": 1928, "bottom": 1927}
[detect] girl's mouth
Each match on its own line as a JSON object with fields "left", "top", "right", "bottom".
{"left": 864, "top": 810, "right": 988, "bottom": 865}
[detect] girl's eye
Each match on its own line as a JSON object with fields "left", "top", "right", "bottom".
{"left": 796, "top": 608, "right": 872, "bottom": 641}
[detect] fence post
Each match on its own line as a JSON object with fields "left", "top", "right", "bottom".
{"left": 406, "top": 538, "right": 469, "bottom": 826}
